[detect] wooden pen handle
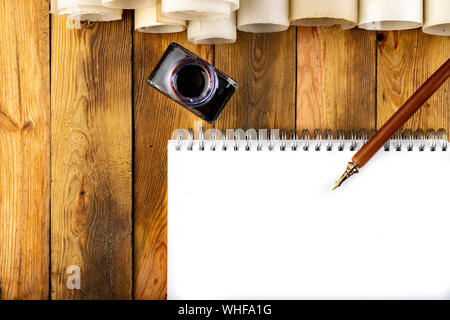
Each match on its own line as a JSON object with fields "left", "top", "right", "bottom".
{"left": 353, "top": 58, "right": 450, "bottom": 168}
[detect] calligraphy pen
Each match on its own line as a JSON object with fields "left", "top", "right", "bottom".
{"left": 333, "top": 58, "right": 450, "bottom": 190}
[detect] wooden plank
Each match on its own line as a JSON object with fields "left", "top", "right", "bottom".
{"left": 297, "top": 26, "right": 377, "bottom": 133}
{"left": 51, "top": 14, "right": 133, "bottom": 299}
{"left": 377, "top": 30, "right": 450, "bottom": 133}
{"left": 0, "top": 0, "right": 50, "bottom": 299}
{"left": 215, "top": 28, "right": 297, "bottom": 130}
{"left": 133, "top": 32, "right": 213, "bottom": 300}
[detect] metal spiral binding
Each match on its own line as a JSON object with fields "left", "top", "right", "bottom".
{"left": 290, "top": 130, "right": 298, "bottom": 151}
{"left": 313, "top": 129, "right": 322, "bottom": 151}
{"left": 325, "top": 129, "right": 333, "bottom": 151}
{"left": 174, "top": 128, "right": 448, "bottom": 152}
{"left": 415, "top": 129, "right": 425, "bottom": 151}
{"left": 301, "top": 129, "right": 310, "bottom": 151}
{"left": 437, "top": 128, "right": 448, "bottom": 151}
{"left": 336, "top": 130, "right": 345, "bottom": 151}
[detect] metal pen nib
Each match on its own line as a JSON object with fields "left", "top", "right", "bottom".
{"left": 332, "top": 162, "right": 359, "bottom": 190}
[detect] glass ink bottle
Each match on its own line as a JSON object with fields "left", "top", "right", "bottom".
{"left": 148, "top": 43, "right": 238, "bottom": 124}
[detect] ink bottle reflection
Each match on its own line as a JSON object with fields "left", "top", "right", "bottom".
{"left": 148, "top": 43, "right": 238, "bottom": 124}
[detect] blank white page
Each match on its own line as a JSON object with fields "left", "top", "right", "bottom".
{"left": 167, "top": 139, "right": 450, "bottom": 300}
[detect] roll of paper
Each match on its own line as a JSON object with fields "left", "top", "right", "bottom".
{"left": 51, "top": 0, "right": 122, "bottom": 26}
{"left": 423, "top": 0, "right": 450, "bottom": 36}
{"left": 237, "top": 0, "right": 289, "bottom": 33}
{"left": 102, "top": 0, "right": 156, "bottom": 9}
{"left": 359, "top": 0, "right": 423, "bottom": 31}
{"left": 162, "top": 0, "right": 239, "bottom": 21}
{"left": 135, "top": 1, "right": 186, "bottom": 33}
{"left": 188, "top": 12, "right": 237, "bottom": 45}
{"left": 290, "top": 0, "right": 358, "bottom": 30}
{"left": 225, "top": 0, "right": 240, "bottom": 12}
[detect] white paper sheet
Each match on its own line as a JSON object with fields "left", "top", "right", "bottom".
{"left": 290, "top": 0, "right": 358, "bottom": 30}
{"left": 51, "top": 0, "right": 122, "bottom": 28}
{"left": 162, "top": 0, "right": 239, "bottom": 21}
{"left": 188, "top": 12, "right": 236, "bottom": 44}
{"left": 135, "top": 1, "right": 186, "bottom": 33}
{"left": 359, "top": 0, "right": 423, "bottom": 31}
{"left": 102, "top": 0, "right": 156, "bottom": 9}
{"left": 423, "top": 0, "right": 450, "bottom": 36}
{"left": 168, "top": 137, "right": 450, "bottom": 299}
{"left": 237, "top": 0, "right": 289, "bottom": 33}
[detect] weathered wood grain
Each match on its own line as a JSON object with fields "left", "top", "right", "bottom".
{"left": 0, "top": 0, "right": 50, "bottom": 300}
{"left": 297, "top": 26, "right": 377, "bottom": 133}
{"left": 215, "top": 29, "right": 297, "bottom": 130}
{"left": 134, "top": 32, "right": 213, "bottom": 300}
{"left": 377, "top": 30, "right": 450, "bottom": 133}
{"left": 1, "top": 4, "right": 448, "bottom": 301}
{"left": 51, "top": 14, "right": 132, "bottom": 299}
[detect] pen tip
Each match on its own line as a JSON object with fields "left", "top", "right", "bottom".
{"left": 332, "top": 162, "right": 359, "bottom": 191}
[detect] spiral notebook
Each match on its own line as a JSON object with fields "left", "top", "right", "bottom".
{"left": 168, "top": 128, "right": 449, "bottom": 300}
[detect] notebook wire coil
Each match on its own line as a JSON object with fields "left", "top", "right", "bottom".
{"left": 173, "top": 128, "right": 448, "bottom": 152}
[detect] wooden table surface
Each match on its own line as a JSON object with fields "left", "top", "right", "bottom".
{"left": 0, "top": 1, "right": 448, "bottom": 300}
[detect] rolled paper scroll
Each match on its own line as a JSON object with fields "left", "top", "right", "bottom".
{"left": 237, "top": 0, "right": 289, "bottom": 33}
{"left": 51, "top": 0, "right": 122, "bottom": 27}
{"left": 162, "top": 0, "right": 239, "bottom": 21}
{"left": 135, "top": 1, "right": 186, "bottom": 33}
{"left": 290, "top": 0, "right": 358, "bottom": 30}
{"left": 188, "top": 12, "right": 237, "bottom": 45}
{"left": 423, "top": 0, "right": 450, "bottom": 36}
{"left": 359, "top": 0, "right": 423, "bottom": 31}
{"left": 102, "top": 0, "right": 156, "bottom": 9}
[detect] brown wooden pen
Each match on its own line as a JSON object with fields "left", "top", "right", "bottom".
{"left": 333, "top": 58, "right": 450, "bottom": 190}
